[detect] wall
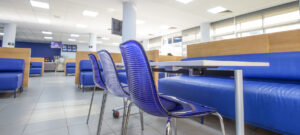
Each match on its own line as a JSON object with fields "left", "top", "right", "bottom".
{"left": 15, "top": 41, "right": 61, "bottom": 60}
{"left": 97, "top": 45, "right": 120, "bottom": 53}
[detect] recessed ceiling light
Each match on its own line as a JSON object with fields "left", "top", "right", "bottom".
{"left": 44, "top": 37, "right": 52, "bottom": 40}
{"left": 76, "top": 24, "right": 87, "bottom": 28}
{"left": 68, "top": 38, "right": 76, "bottom": 42}
{"left": 38, "top": 18, "right": 50, "bottom": 24}
{"left": 0, "top": 32, "right": 4, "bottom": 36}
{"left": 208, "top": 6, "right": 227, "bottom": 14}
{"left": 70, "top": 34, "right": 80, "bottom": 37}
{"left": 160, "top": 25, "right": 170, "bottom": 30}
{"left": 82, "top": 10, "right": 98, "bottom": 17}
{"left": 112, "top": 43, "right": 120, "bottom": 45}
{"left": 30, "top": 0, "right": 49, "bottom": 9}
{"left": 101, "top": 37, "right": 110, "bottom": 40}
{"left": 42, "top": 31, "right": 52, "bottom": 35}
{"left": 176, "top": 0, "right": 193, "bottom": 4}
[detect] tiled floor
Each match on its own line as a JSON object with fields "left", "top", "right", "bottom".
{"left": 0, "top": 72, "right": 280, "bottom": 135}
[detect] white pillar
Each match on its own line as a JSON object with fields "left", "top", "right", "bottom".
{"left": 89, "top": 33, "right": 97, "bottom": 52}
{"left": 200, "top": 23, "right": 211, "bottom": 43}
{"left": 2, "top": 23, "right": 17, "bottom": 48}
{"left": 122, "top": 0, "right": 136, "bottom": 42}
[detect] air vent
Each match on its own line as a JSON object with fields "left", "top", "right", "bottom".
{"left": 219, "top": 10, "right": 233, "bottom": 14}
{"left": 168, "top": 26, "right": 177, "bottom": 30}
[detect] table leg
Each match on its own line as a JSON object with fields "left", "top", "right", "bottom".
{"left": 235, "top": 70, "right": 244, "bottom": 135}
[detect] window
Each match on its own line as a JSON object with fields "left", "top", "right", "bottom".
{"left": 211, "top": 19, "right": 235, "bottom": 38}
{"left": 264, "top": 11, "right": 300, "bottom": 27}
{"left": 265, "top": 24, "right": 300, "bottom": 33}
{"left": 173, "top": 36, "right": 182, "bottom": 43}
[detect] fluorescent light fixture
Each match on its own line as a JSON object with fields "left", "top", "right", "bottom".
{"left": 44, "top": 36, "right": 52, "bottom": 40}
{"left": 176, "top": 0, "right": 193, "bottom": 4}
{"left": 101, "top": 37, "right": 110, "bottom": 40}
{"left": 136, "top": 20, "right": 145, "bottom": 24}
{"left": 30, "top": 0, "right": 49, "bottom": 9}
{"left": 68, "top": 38, "right": 76, "bottom": 42}
{"left": 160, "top": 25, "right": 170, "bottom": 29}
{"left": 38, "top": 18, "right": 50, "bottom": 24}
{"left": 208, "top": 6, "right": 227, "bottom": 14}
{"left": 112, "top": 43, "right": 120, "bottom": 45}
{"left": 82, "top": 10, "right": 98, "bottom": 17}
{"left": 70, "top": 34, "right": 80, "bottom": 37}
{"left": 42, "top": 31, "right": 52, "bottom": 35}
{"left": 76, "top": 24, "right": 87, "bottom": 28}
{"left": 0, "top": 32, "right": 4, "bottom": 36}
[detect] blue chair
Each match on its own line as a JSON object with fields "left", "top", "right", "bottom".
{"left": 120, "top": 40, "right": 225, "bottom": 135}
{"left": 65, "top": 62, "right": 76, "bottom": 75}
{"left": 87, "top": 54, "right": 106, "bottom": 125}
{"left": 30, "top": 62, "right": 43, "bottom": 76}
{"left": 97, "top": 50, "right": 144, "bottom": 135}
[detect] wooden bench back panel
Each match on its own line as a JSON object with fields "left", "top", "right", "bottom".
{"left": 0, "top": 48, "right": 31, "bottom": 87}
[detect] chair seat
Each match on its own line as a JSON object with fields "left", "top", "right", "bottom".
{"left": 30, "top": 68, "right": 42, "bottom": 74}
{"left": 0, "top": 72, "right": 23, "bottom": 90}
{"left": 159, "top": 95, "right": 216, "bottom": 117}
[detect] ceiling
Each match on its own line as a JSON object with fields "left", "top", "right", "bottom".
{"left": 0, "top": 0, "right": 295, "bottom": 46}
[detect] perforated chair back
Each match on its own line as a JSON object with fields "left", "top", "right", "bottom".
{"left": 120, "top": 40, "right": 168, "bottom": 117}
{"left": 88, "top": 54, "right": 106, "bottom": 89}
{"left": 98, "top": 50, "right": 128, "bottom": 97}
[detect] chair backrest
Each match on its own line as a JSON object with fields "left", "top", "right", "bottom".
{"left": 0, "top": 58, "right": 25, "bottom": 73}
{"left": 88, "top": 54, "right": 106, "bottom": 89}
{"left": 80, "top": 60, "right": 92, "bottom": 71}
{"left": 66, "top": 62, "right": 76, "bottom": 68}
{"left": 120, "top": 40, "right": 168, "bottom": 117}
{"left": 30, "top": 62, "right": 42, "bottom": 68}
{"left": 98, "top": 50, "right": 128, "bottom": 97}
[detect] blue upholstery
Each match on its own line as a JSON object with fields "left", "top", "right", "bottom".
{"left": 159, "top": 51, "right": 300, "bottom": 135}
{"left": 66, "top": 62, "right": 75, "bottom": 75}
{"left": 120, "top": 40, "right": 218, "bottom": 118}
{"left": 30, "top": 62, "right": 42, "bottom": 75}
{"left": 0, "top": 58, "right": 24, "bottom": 98}
{"left": 79, "top": 60, "right": 103, "bottom": 87}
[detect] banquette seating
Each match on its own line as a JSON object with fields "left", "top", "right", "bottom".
{"left": 0, "top": 58, "right": 24, "bottom": 98}
{"left": 65, "top": 62, "right": 76, "bottom": 75}
{"left": 30, "top": 62, "right": 43, "bottom": 76}
{"left": 80, "top": 60, "right": 96, "bottom": 91}
{"left": 158, "top": 51, "right": 300, "bottom": 135}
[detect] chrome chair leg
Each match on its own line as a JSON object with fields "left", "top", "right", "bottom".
{"left": 213, "top": 112, "right": 226, "bottom": 135}
{"left": 121, "top": 98, "right": 128, "bottom": 133}
{"left": 122, "top": 102, "right": 134, "bottom": 135}
{"left": 86, "top": 86, "right": 96, "bottom": 124}
{"left": 166, "top": 118, "right": 172, "bottom": 135}
{"left": 97, "top": 91, "right": 108, "bottom": 135}
{"left": 139, "top": 109, "right": 144, "bottom": 130}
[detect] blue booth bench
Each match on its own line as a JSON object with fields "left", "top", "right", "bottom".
{"left": 0, "top": 58, "right": 24, "bottom": 98}
{"left": 66, "top": 62, "right": 76, "bottom": 76}
{"left": 30, "top": 62, "right": 43, "bottom": 76}
{"left": 158, "top": 51, "right": 300, "bottom": 135}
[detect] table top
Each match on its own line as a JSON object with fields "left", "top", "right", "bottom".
{"left": 116, "top": 60, "right": 269, "bottom": 67}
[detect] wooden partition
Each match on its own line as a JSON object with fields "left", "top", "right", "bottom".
{"left": 268, "top": 29, "right": 300, "bottom": 52}
{"left": 187, "top": 35, "right": 270, "bottom": 58}
{"left": 64, "top": 58, "right": 76, "bottom": 73}
{"left": 75, "top": 51, "right": 122, "bottom": 85}
{"left": 0, "top": 48, "right": 31, "bottom": 87}
{"left": 159, "top": 56, "right": 185, "bottom": 61}
{"left": 145, "top": 50, "right": 160, "bottom": 86}
{"left": 30, "top": 57, "right": 45, "bottom": 75}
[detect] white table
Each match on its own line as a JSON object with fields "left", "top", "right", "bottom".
{"left": 116, "top": 60, "right": 269, "bottom": 135}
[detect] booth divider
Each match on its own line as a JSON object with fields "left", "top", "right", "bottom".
{"left": 0, "top": 48, "right": 31, "bottom": 87}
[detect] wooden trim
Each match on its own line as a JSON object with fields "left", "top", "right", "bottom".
{"left": 159, "top": 56, "right": 185, "bottom": 61}
{"left": 146, "top": 50, "right": 160, "bottom": 87}
{"left": 30, "top": 57, "right": 45, "bottom": 74}
{"left": 0, "top": 47, "right": 31, "bottom": 87}
{"left": 268, "top": 29, "right": 300, "bottom": 52}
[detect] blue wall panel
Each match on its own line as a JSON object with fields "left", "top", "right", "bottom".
{"left": 1, "top": 41, "right": 61, "bottom": 60}
{"left": 15, "top": 41, "right": 61, "bottom": 60}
